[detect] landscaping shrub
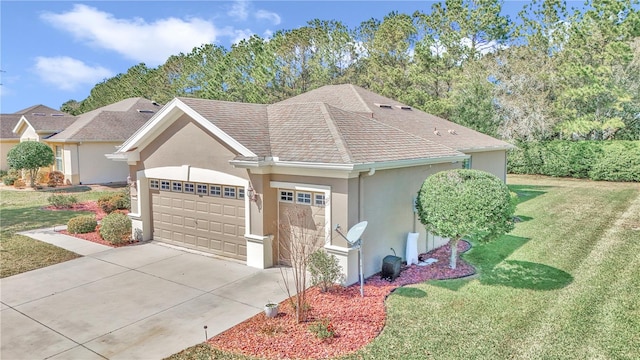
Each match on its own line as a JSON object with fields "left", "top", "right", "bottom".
{"left": 13, "top": 179, "right": 26, "bottom": 188}
{"left": 308, "top": 318, "right": 336, "bottom": 340}
{"left": 99, "top": 212, "right": 131, "bottom": 245}
{"left": 47, "top": 171, "right": 64, "bottom": 187}
{"left": 508, "top": 140, "right": 639, "bottom": 182}
{"left": 2, "top": 174, "right": 18, "bottom": 186}
{"left": 309, "top": 249, "right": 344, "bottom": 292}
{"left": 67, "top": 215, "right": 97, "bottom": 234}
{"left": 97, "top": 189, "right": 130, "bottom": 214}
{"left": 0, "top": 170, "right": 7, "bottom": 178}
{"left": 47, "top": 194, "right": 78, "bottom": 209}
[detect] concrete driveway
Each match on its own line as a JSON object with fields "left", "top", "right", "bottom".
{"left": 1, "top": 236, "right": 288, "bottom": 360}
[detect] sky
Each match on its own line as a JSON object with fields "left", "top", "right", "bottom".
{"left": 1, "top": 0, "right": 550, "bottom": 114}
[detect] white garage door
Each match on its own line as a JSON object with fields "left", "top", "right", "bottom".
{"left": 150, "top": 179, "right": 246, "bottom": 260}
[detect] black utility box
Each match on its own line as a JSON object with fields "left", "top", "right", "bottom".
{"left": 381, "top": 255, "right": 402, "bottom": 281}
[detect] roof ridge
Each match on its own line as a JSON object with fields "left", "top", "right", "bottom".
{"left": 320, "top": 104, "right": 354, "bottom": 163}
{"left": 347, "top": 84, "right": 374, "bottom": 114}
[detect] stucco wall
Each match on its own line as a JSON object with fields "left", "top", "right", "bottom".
{"left": 77, "top": 143, "right": 129, "bottom": 184}
{"left": 355, "top": 162, "right": 458, "bottom": 281}
{"left": 468, "top": 150, "right": 508, "bottom": 182}
{"left": 0, "top": 140, "right": 18, "bottom": 171}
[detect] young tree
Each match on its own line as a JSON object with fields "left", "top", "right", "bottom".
{"left": 416, "top": 169, "right": 515, "bottom": 269}
{"left": 6, "top": 141, "right": 55, "bottom": 188}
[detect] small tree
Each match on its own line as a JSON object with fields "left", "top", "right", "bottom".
{"left": 278, "top": 205, "right": 324, "bottom": 323}
{"left": 6, "top": 142, "right": 55, "bottom": 188}
{"left": 416, "top": 169, "right": 515, "bottom": 269}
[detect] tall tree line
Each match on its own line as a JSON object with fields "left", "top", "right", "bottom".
{"left": 61, "top": 0, "right": 640, "bottom": 141}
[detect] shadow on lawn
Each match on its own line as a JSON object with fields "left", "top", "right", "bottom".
{"left": 431, "top": 235, "right": 573, "bottom": 291}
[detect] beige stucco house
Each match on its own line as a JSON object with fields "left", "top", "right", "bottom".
{"left": 0, "top": 105, "right": 67, "bottom": 172}
{"left": 11, "top": 98, "right": 160, "bottom": 184}
{"left": 112, "top": 84, "right": 511, "bottom": 284}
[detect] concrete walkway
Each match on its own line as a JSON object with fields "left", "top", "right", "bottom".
{"left": 1, "top": 229, "right": 289, "bottom": 360}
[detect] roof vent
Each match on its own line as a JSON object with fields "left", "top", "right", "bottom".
{"left": 395, "top": 105, "right": 412, "bottom": 110}
{"left": 137, "top": 109, "right": 155, "bottom": 114}
{"left": 51, "top": 114, "right": 65, "bottom": 117}
{"left": 151, "top": 101, "right": 160, "bottom": 106}
{"left": 374, "top": 103, "right": 393, "bottom": 109}
{"left": 32, "top": 112, "right": 46, "bottom": 116}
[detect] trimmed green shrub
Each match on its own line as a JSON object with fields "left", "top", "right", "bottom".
{"left": 99, "top": 212, "right": 131, "bottom": 245}
{"left": 67, "top": 215, "right": 97, "bottom": 234}
{"left": 97, "top": 189, "right": 130, "bottom": 214}
{"left": 2, "top": 175, "right": 18, "bottom": 186}
{"left": 47, "top": 194, "right": 78, "bottom": 209}
{"left": 0, "top": 170, "right": 7, "bottom": 177}
{"left": 309, "top": 249, "right": 344, "bottom": 292}
{"left": 508, "top": 140, "right": 639, "bottom": 182}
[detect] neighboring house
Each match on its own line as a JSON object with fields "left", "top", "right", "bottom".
{"left": 0, "top": 105, "right": 67, "bottom": 171}
{"left": 111, "top": 84, "right": 512, "bottom": 285}
{"left": 12, "top": 98, "right": 160, "bottom": 185}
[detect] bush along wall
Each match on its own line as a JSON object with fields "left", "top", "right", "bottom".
{"left": 507, "top": 141, "right": 640, "bottom": 182}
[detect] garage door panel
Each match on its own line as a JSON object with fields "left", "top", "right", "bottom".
{"left": 151, "top": 182, "right": 246, "bottom": 261}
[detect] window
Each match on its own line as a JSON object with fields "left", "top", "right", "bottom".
{"left": 238, "top": 188, "right": 245, "bottom": 199}
{"left": 55, "top": 146, "right": 63, "bottom": 172}
{"left": 196, "top": 184, "right": 208, "bottom": 195}
{"left": 171, "top": 181, "right": 182, "bottom": 192}
{"left": 223, "top": 186, "right": 236, "bottom": 198}
{"left": 209, "top": 185, "right": 221, "bottom": 197}
{"left": 149, "top": 179, "right": 159, "bottom": 189}
{"left": 160, "top": 180, "right": 171, "bottom": 190}
{"left": 184, "top": 182, "right": 195, "bottom": 193}
{"left": 279, "top": 190, "right": 294, "bottom": 202}
{"left": 297, "top": 191, "right": 312, "bottom": 204}
{"left": 463, "top": 157, "right": 472, "bottom": 169}
{"left": 314, "top": 193, "right": 326, "bottom": 206}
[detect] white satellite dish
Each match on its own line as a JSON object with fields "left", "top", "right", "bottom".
{"left": 346, "top": 221, "right": 368, "bottom": 245}
{"left": 334, "top": 221, "right": 368, "bottom": 297}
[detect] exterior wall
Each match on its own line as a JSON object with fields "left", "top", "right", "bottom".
{"left": 467, "top": 150, "right": 507, "bottom": 182}
{"left": 0, "top": 140, "right": 18, "bottom": 171}
{"left": 19, "top": 127, "right": 39, "bottom": 142}
{"left": 354, "top": 162, "right": 458, "bottom": 282}
{"left": 77, "top": 143, "right": 128, "bottom": 184}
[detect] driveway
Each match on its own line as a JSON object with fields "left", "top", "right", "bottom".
{"left": 1, "top": 239, "right": 288, "bottom": 359}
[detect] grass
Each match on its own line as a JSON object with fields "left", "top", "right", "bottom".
{"left": 166, "top": 175, "right": 640, "bottom": 360}
{"left": 0, "top": 186, "right": 123, "bottom": 278}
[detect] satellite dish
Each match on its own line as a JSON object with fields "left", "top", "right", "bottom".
{"left": 346, "top": 221, "right": 368, "bottom": 245}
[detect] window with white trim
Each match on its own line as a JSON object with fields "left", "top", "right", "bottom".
{"left": 223, "top": 186, "right": 236, "bottom": 198}
{"left": 55, "top": 146, "right": 63, "bottom": 172}
{"left": 171, "top": 181, "right": 182, "bottom": 192}
{"left": 209, "top": 185, "right": 221, "bottom": 196}
{"left": 297, "top": 191, "right": 312, "bottom": 204}
{"left": 279, "top": 190, "right": 294, "bottom": 202}
{"left": 196, "top": 184, "right": 207, "bottom": 195}
{"left": 314, "top": 193, "right": 326, "bottom": 206}
{"left": 184, "top": 182, "right": 195, "bottom": 193}
{"left": 160, "top": 180, "right": 171, "bottom": 190}
{"left": 149, "top": 179, "right": 159, "bottom": 189}
{"left": 238, "top": 188, "right": 245, "bottom": 199}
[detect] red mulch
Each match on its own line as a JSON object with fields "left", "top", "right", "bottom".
{"left": 44, "top": 202, "right": 136, "bottom": 247}
{"left": 209, "top": 241, "right": 474, "bottom": 360}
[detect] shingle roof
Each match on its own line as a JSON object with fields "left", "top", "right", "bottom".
{"left": 280, "top": 84, "right": 512, "bottom": 152}
{"left": 48, "top": 98, "right": 160, "bottom": 142}
{"left": 1, "top": 105, "right": 70, "bottom": 140}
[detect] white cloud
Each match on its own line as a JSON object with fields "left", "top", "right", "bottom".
{"left": 227, "top": 0, "right": 249, "bottom": 21}
{"left": 34, "top": 56, "right": 113, "bottom": 91}
{"left": 228, "top": 28, "right": 256, "bottom": 45}
{"left": 41, "top": 4, "right": 220, "bottom": 66}
{"left": 255, "top": 10, "right": 281, "bottom": 25}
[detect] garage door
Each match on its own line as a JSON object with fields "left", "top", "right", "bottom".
{"left": 150, "top": 179, "right": 246, "bottom": 260}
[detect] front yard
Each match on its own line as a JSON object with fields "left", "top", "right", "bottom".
{"left": 169, "top": 175, "right": 640, "bottom": 359}
{"left": 0, "top": 185, "right": 124, "bottom": 277}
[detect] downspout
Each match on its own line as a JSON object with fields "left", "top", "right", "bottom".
{"left": 358, "top": 168, "right": 376, "bottom": 222}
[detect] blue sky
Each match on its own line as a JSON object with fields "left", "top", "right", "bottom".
{"left": 2, "top": 0, "right": 542, "bottom": 113}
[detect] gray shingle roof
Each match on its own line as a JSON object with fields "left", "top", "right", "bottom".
{"left": 281, "top": 84, "right": 511, "bottom": 152}
{"left": 1, "top": 105, "right": 69, "bottom": 140}
{"left": 48, "top": 98, "right": 160, "bottom": 142}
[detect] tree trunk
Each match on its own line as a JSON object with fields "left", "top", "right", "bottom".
{"left": 449, "top": 238, "right": 459, "bottom": 269}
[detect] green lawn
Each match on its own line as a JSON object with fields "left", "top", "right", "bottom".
{"left": 168, "top": 175, "right": 640, "bottom": 360}
{"left": 0, "top": 186, "right": 123, "bottom": 278}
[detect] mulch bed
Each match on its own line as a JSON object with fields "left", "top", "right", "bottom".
{"left": 44, "top": 201, "right": 137, "bottom": 247}
{"left": 208, "top": 241, "right": 474, "bottom": 359}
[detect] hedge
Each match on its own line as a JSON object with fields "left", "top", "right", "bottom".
{"left": 507, "top": 140, "right": 640, "bottom": 182}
